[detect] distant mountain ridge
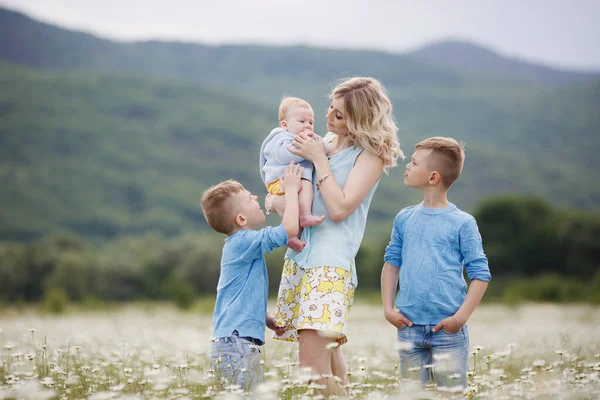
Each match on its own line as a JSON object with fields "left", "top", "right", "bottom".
{"left": 1, "top": 6, "right": 597, "bottom": 87}
{"left": 407, "top": 40, "right": 599, "bottom": 84}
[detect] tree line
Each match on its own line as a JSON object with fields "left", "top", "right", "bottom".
{"left": 0, "top": 196, "right": 598, "bottom": 309}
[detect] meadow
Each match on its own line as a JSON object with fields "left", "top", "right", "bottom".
{"left": 1, "top": 303, "right": 599, "bottom": 399}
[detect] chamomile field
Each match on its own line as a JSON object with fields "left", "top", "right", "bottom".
{"left": 1, "top": 303, "right": 599, "bottom": 399}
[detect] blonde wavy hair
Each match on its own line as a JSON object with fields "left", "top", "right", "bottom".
{"left": 330, "top": 77, "right": 404, "bottom": 171}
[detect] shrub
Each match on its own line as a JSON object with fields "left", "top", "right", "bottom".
{"left": 42, "top": 287, "right": 70, "bottom": 314}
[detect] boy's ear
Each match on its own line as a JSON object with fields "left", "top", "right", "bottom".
{"left": 280, "top": 120, "right": 288, "bottom": 130}
{"left": 234, "top": 213, "right": 247, "bottom": 228}
{"left": 429, "top": 171, "right": 442, "bottom": 186}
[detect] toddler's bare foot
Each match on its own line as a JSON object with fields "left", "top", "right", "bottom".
{"left": 287, "top": 237, "right": 306, "bottom": 252}
{"left": 300, "top": 214, "right": 325, "bottom": 228}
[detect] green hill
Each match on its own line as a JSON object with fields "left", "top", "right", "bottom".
{"left": 1, "top": 7, "right": 599, "bottom": 241}
{"left": 0, "top": 64, "right": 275, "bottom": 239}
{"left": 1, "top": 63, "right": 599, "bottom": 241}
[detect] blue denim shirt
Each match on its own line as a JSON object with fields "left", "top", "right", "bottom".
{"left": 213, "top": 224, "right": 287, "bottom": 344}
{"left": 384, "top": 203, "right": 491, "bottom": 325}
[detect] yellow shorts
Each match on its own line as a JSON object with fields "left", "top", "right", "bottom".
{"left": 273, "top": 259, "right": 355, "bottom": 345}
{"left": 267, "top": 179, "right": 285, "bottom": 195}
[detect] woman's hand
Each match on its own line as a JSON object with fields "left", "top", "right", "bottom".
{"left": 288, "top": 130, "right": 326, "bottom": 162}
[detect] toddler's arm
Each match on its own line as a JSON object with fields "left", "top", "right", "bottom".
{"left": 274, "top": 134, "right": 307, "bottom": 165}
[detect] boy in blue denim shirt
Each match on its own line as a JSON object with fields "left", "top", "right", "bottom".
{"left": 201, "top": 162, "right": 303, "bottom": 391}
{"left": 381, "top": 137, "right": 491, "bottom": 388}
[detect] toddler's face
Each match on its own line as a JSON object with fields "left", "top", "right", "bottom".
{"left": 281, "top": 106, "right": 314, "bottom": 134}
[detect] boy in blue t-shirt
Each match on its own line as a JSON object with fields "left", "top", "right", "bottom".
{"left": 200, "top": 162, "right": 303, "bottom": 391}
{"left": 381, "top": 137, "right": 491, "bottom": 388}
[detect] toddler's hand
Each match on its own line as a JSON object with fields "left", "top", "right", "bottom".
{"left": 280, "top": 161, "right": 303, "bottom": 193}
{"left": 300, "top": 129, "right": 314, "bottom": 137}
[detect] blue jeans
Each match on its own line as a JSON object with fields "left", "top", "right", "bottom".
{"left": 210, "top": 331, "right": 262, "bottom": 391}
{"left": 397, "top": 324, "right": 469, "bottom": 388}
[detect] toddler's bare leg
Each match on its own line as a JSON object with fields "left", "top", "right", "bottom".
{"left": 265, "top": 193, "right": 285, "bottom": 217}
{"left": 299, "top": 180, "right": 325, "bottom": 228}
{"left": 287, "top": 236, "right": 306, "bottom": 252}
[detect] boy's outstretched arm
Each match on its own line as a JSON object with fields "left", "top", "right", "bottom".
{"left": 381, "top": 262, "right": 413, "bottom": 329}
{"left": 279, "top": 161, "right": 303, "bottom": 239}
{"left": 432, "top": 280, "right": 488, "bottom": 333}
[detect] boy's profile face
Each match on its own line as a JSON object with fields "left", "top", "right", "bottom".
{"left": 281, "top": 106, "right": 314, "bottom": 135}
{"left": 404, "top": 149, "right": 436, "bottom": 188}
{"left": 231, "top": 189, "right": 266, "bottom": 230}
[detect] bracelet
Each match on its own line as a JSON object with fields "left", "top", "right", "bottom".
{"left": 316, "top": 174, "right": 332, "bottom": 190}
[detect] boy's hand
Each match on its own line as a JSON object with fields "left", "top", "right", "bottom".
{"left": 432, "top": 315, "right": 464, "bottom": 333}
{"left": 384, "top": 308, "right": 413, "bottom": 329}
{"left": 280, "top": 161, "right": 303, "bottom": 193}
{"left": 266, "top": 314, "right": 286, "bottom": 336}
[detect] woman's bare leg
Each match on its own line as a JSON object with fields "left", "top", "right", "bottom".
{"left": 299, "top": 329, "right": 346, "bottom": 396}
{"left": 331, "top": 345, "right": 348, "bottom": 387}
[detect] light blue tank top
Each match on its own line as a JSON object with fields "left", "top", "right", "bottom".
{"left": 285, "top": 133, "right": 379, "bottom": 287}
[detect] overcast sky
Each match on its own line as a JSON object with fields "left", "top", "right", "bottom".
{"left": 2, "top": 0, "right": 599, "bottom": 70}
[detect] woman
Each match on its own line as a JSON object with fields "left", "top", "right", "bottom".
{"left": 269, "top": 77, "right": 403, "bottom": 395}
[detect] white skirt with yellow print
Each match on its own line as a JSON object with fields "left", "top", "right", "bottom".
{"left": 273, "top": 258, "right": 355, "bottom": 344}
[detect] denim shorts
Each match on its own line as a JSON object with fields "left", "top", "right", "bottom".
{"left": 397, "top": 324, "right": 469, "bottom": 388}
{"left": 210, "top": 331, "right": 262, "bottom": 391}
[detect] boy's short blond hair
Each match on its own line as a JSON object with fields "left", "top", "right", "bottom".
{"left": 278, "top": 96, "right": 312, "bottom": 122}
{"left": 415, "top": 137, "right": 465, "bottom": 189}
{"left": 200, "top": 180, "right": 244, "bottom": 234}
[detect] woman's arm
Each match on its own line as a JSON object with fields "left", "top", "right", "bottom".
{"left": 289, "top": 131, "right": 383, "bottom": 222}
{"left": 314, "top": 151, "right": 383, "bottom": 222}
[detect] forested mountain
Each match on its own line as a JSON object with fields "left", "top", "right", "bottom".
{"left": 1, "top": 7, "right": 599, "bottom": 240}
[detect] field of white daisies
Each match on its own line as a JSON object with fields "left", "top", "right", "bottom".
{"left": 1, "top": 303, "right": 599, "bottom": 399}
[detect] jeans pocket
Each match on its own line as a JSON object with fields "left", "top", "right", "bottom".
{"left": 440, "top": 327, "right": 461, "bottom": 334}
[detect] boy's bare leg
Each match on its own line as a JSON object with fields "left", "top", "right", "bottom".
{"left": 299, "top": 180, "right": 325, "bottom": 228}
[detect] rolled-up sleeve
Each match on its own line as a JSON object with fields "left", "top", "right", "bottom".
{"left": 383, "top": 213, "right": 404, "bottom": 269}
{"left": 460, "top": 218, "right": 491, "bottom": 282}
{"left": 240, "top": 225, "right": 288, "bottom": 262}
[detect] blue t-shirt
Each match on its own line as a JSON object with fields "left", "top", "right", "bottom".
{"left": 212, "top": 224, "right": 288, "bottom": 344}
{"left": 383, "top": 202, "right": 491, "bottom": 325}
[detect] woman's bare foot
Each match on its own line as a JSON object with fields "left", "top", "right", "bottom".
{"left": 300, "top": 214, "right": 326, "bottom": 228}
{"left": 287, "top": 237, "right": 306, "bottom": 252}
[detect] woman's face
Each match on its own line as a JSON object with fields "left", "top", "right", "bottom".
{"left": 325, "top": 97, "right": 349, "bottom": 136}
